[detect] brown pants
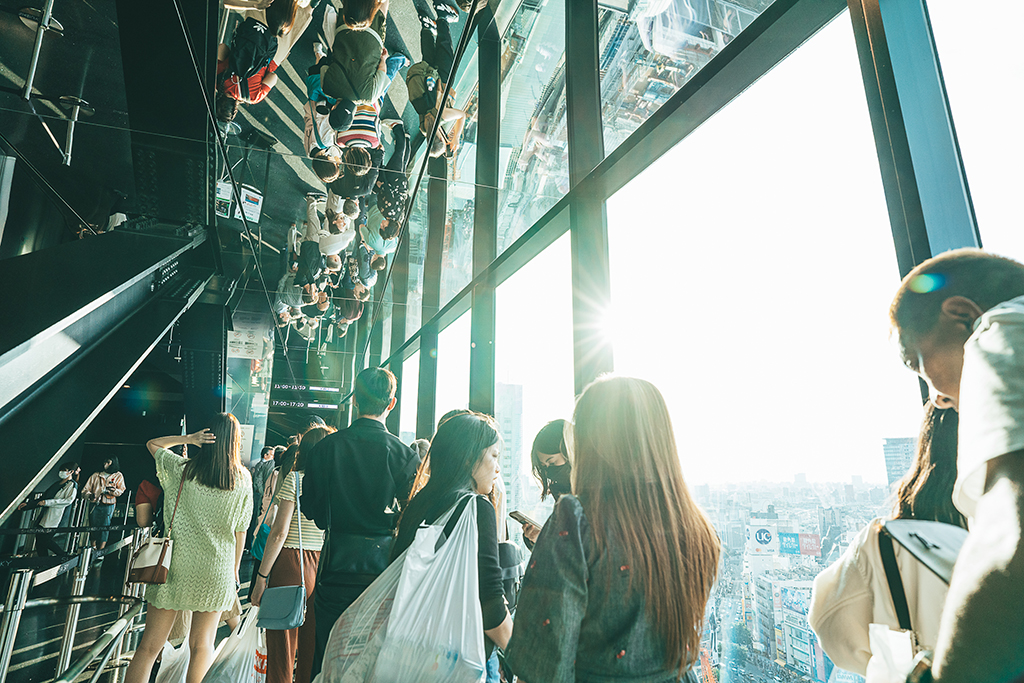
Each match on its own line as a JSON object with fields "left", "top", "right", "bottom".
{"left": 266, "top": 548, "right": 320, "bottom": 683}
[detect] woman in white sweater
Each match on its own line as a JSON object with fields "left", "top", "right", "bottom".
{"left": 808, "top": 405, "right": 966, "bottom": 675}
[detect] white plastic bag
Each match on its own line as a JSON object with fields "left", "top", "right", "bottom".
{"left": 155, "top": 639, "right": 190, "bottom": 683}
{"left": 202, "top": 606, "right": 266, "bottom": 683}
{"left": 317, "top": 497, "right": 485, "bottom": 683}
{"left": 864, "top": 623, "right": 916, "bottom": 683}
{"left": 375, "top": 497, "right": 485, "bottom": 683}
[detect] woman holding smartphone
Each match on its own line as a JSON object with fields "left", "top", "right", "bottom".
{"left": 520, "top": 419, "right": 571, "bottom": 545}
{"left": 506, "top": 376, "right": 720, "bottom": 682}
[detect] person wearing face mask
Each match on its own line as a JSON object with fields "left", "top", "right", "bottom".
{"left": 18, "top": 462, "right": 80, "bottom": 558}
{"left": 522, "top": 419, "right": 572, "bottom": 546}
{"left": 83, "top": 457, "right": 126, "bottom": 553}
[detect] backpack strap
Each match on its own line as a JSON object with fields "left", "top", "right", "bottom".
{"left": 879, "top": 523, "right": 913, "bottom": 632}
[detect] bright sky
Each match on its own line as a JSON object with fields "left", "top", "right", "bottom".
{"left": 608, "top": 15, "right": 926, "bottom": 485}
{"left": 426, "top": 8, "right": 1023, "bottom": 489}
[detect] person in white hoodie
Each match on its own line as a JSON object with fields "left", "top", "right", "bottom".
{"left": 18, "top": 462, "right": 80, "bottom": 557}
{"left": 809, "top": 404, "right": 966, "bottom": 676}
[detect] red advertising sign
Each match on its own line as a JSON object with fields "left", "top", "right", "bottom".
{"left": 798, "top": 533, "right": 821, "bottom": 557}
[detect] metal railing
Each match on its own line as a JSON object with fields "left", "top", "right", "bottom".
{"left": 0, "top": 525, "right": 149, "bottom": 683}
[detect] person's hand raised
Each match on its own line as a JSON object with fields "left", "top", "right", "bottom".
{"left": 187, "top": 429, "right": 216, "bottom": 448}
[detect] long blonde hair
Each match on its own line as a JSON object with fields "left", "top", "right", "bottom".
{"left": 573, "top": 376, "right": 720, "bottom": 676}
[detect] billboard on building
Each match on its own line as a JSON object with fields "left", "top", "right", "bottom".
{"left": 780, "top": 586, "right": 810, "bottom": 617}
{"left": 799, "top": 533, "right": 822, "bottom": 557}
{"left": 747, "top": 524, "right": 779, "bottom": 554}
{"left": 779, "top": 532, "right": 800, "bottom": 555}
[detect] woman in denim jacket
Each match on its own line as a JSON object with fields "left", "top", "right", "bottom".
{"left": 506, "top": 376, "right": 720, "bottom": 683}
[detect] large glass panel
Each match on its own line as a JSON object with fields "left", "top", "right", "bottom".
{"left": 927, "top": 0, "right": 1024, "bottom": 261}
{"left": 496, "top": 0, "right": 570, "bottom": 255}
{"left": 399, "top": 350, "right": 420, "bottom": 444}
{"left": 607, "top": 14, "right": 921, "bottom": 683}
{"left": 440, "top": 178, "right": 478, "bottom": 305}
{"left": 405, "top": 188, "right": 429, "bottom": 337}
{"left": 599, "top": 0, "right": 776, "bottom": 156}
{"left": 435, "top": 310, "right": 472, "bottom": 414}
{"left": 494, "top": 231, "right": 575, "bottom": 548}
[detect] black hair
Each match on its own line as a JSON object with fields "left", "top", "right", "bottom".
{"left": 261, "top": 446, "right": 275, "bottom": 458}
{"left": 354, "top": 367, "right": 396, "bottom": 417}
{"left": 104, "top": 456, "right": 121, "bottom": 474}
{"left": 531, "top": 419, "right": 567, "bottom": 500}
{"left": 892, "top": 404, "right": 967, "bottom": 528}
{"left": 392, "top": 413, "right": 500, "bottom": 561}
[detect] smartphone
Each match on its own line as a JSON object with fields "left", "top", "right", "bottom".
{"left": 509, "top": 510, "right": 540, "bottom": 528}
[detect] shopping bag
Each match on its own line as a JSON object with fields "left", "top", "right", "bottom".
{"left": 317, "top": 496, "right": 485, "bottom": 683}
{"left": 374, "top": 496, "right": 486, "bottom": 683}
{"left": 864, "top": 624, "right": 916, "bottom": 683}
{"left": 318, "top": 557, "right": 405, "bottom": 683}
{"left": 202, "top": 606, "right": 266, "bottom": 683}
{"left": 155, "top": 639, "right": 190, "bottom": 683}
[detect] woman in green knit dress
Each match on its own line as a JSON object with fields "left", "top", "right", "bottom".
{"left": 125, "top": 413, "right": 253, "bottom": 683}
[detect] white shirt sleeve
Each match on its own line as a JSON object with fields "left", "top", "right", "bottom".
{"left": 809, "top": 523, "right": 876, "bottom": 675}
{"left": 954, "top": 297, "right": 1024, "bottom": 519}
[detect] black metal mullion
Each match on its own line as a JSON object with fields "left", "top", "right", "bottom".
{"left": 847, "top": 0, "right": 979, "bottom": 277}
{"left": 417, "top": 156, "right": 448, "bottom": 437}
{"left": 470, "top": 16, "right": 500, "bottom": 417}
{"left": 385, "top": 224, "right": 411, "bottom": 436}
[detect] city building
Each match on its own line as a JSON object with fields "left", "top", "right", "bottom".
{"left": 883, "top": 437, "right": 917, "bottom": 487}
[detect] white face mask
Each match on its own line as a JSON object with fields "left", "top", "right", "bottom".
{"left": 58, "top": 470, "right": 71, "bottom": 479}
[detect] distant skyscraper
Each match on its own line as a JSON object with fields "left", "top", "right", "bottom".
{"left": 495, "top": 382, "right": 525, "bottom": 515}
{"left": 883, "top": 437, "right": 917, "bottom": 487}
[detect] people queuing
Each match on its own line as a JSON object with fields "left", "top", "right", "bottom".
{"left": 251, "top": 426, "right": 334, "bottom": 683}
{"left": 301, "top": 367, "right": 421, "bottom": 679}
{"left": 17, "top": 462, "right": 80, "bottom": 559}
{"left": 83, "top": 456, "right": 126, "bottom": 555}
{"left": 123, "top": 414, "right": 253, "bottom": 683}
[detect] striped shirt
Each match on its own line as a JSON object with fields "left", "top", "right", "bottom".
{"left": 278, "top": 471, "right": 324, "bottom": 552}
{"left": 336, "top": 102, "right": 381, "bottom": 149}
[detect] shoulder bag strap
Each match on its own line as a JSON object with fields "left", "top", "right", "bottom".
{"left": 295, "top": 472, "right": 304, "bottom": 591}
{"left": 878, "top": 523, "right": 913, "bottom": 632}
{"left": 165, "top": 473, "right": 187, "bottom": 537}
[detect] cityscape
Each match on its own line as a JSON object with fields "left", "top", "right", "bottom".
{"left": 494, "top": 381, "right": 916, "bottom": 683}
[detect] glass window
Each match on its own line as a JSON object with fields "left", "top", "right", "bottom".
{"left": 404, "top": 189, "right": 429, "bottom": 338}
{"left": 607, "top": 14, "right": 922, "bottom": 682}
{"left": 496, "top": 0, "right": 571, "bottom": 255}
{"left": 399, "top": 350, "right": 420, "bottom": 444}
{"left": 599, "top": 0, "right": 777, "bottom": 156}
{"left": 927, "top": 0, "right": 1024, "bottom": 261}
{"left": 495, "top": 231, "right": 575, "bottom": 548}
{"left": 435, "top": 310, "right": 472, "bottom": 415}
{"left": 440, "top": 178, "right": 477, "bottom": 306}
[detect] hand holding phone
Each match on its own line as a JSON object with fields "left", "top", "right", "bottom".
{"left": 509, "top": 510, "right": 539, "bottom": 528}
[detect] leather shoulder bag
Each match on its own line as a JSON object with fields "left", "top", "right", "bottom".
{"left": 128, "top": 474, "right": 185, "bottom": 584}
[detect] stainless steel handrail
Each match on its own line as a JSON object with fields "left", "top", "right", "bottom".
{"left": 0, "top": 527, "right": 146, "bottom": 683}
{"left": 52, "top": 598, "right": 143, "bottom": 683}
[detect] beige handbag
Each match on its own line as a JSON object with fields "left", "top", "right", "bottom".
{"left": 128, "top": 476, "right": 185, "bottom": 584}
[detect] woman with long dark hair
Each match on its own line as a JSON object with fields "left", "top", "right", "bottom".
{"left": 390, "top": 413, "right": 513, "bottom": 659}
{"left": 124, "top": 414, "right": 253, "bottom": 683}
{"left": 251, "top": 426, "right": 334, "bottom": 683}
{"left": 809, "top": 403, "right": 966, "bottom": 676}
{"left": 506, "top": 376, "right": 721, "bottom": 682}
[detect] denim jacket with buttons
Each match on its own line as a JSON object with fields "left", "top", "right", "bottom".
{"left": 505, "top": 495, "right": 699, "bottom": 683}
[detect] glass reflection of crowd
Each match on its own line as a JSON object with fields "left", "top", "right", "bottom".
{"left": 209, "top": 0, "right": 476, "bottom": 343}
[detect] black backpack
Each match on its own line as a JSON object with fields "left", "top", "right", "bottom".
{"left": 229, "top": 18, "right": 278, "bottom": 81}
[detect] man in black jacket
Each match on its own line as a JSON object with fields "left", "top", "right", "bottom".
{"left": 302, "top": 367, "right": 420, "bottom": 678}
